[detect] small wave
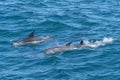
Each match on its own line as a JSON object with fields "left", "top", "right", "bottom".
{"left": 40, "top": 20, "right": 73, "bottom": 30}
{"left": 0, "top": 2, "right": 18, "bottom": 5}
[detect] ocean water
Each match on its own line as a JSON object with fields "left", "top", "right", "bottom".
{"left": 0, "top": 0, "right": 120, "bottom": 80}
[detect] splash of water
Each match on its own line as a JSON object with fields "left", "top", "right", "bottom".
{"left": 84, "top": 37, "right": 114, "bottom": 48}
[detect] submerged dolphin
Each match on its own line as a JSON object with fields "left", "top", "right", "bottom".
{"left": 13, "top": 31, "right": 51, "bottom": 46}
{"left": 44, "top": 42, "right": 73, "bottom": 54}
{"left": 75, "top": 40, "right": 85, "bottom": 48}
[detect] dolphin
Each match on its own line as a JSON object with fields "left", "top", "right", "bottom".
{"left": 44, "top": 42, "right": 73, "bottom": 54}
{"left": 13, "top": 31, "right": 51, "bottom": 46}
{"left": 76, "top": 40, "right": 85, "bottom": 48}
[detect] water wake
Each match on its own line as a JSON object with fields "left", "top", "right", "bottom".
{"left": 83, "top": 37, "right": 114, "bottom": 48}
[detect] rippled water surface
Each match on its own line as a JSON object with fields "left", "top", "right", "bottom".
{"left": 0, "top": 0, "right": 120, "bottom": 80}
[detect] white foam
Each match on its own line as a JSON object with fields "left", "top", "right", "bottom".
{"left": 84, "top": 37, "right": 114, "bottom": 48}
{"left": 13, "top": 42, "right": 23, "bottom": 47}
{"left": 102, "top": 37, "right": 113, "bottom": 43}
{"left": 13, "top": 41, "right": 43, "bottom": 47}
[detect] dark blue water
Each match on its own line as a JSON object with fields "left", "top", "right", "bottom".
{"left": 0, "top": 0, "right": 120, "bottom": 80}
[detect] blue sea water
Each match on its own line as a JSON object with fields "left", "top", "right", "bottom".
{"left": 0, "top": 0, "right": 120, "bottom": 80}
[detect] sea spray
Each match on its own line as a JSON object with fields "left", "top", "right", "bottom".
{"left": 84, "top": 37, "right": 114, "bottom": 48}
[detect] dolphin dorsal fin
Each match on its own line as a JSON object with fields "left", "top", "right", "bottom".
{"left": 80, "top": 40, "right": 84, "bottom": 45}
{"left": 65, "top": 42, "right": 72, "bottom": 46}
{"left": 28, "top": 31, "right": 35, "bottom": 38}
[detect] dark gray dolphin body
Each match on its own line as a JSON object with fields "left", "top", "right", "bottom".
{"left": 13, "top": 31, "right": 51, "bottom": 46}
{"left": 44, "top": 42, "right": 72, "bottom": 54}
